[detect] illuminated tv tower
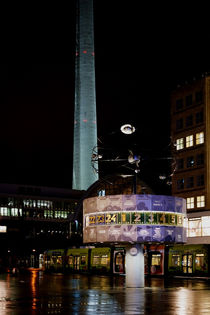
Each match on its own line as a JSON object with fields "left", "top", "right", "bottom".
{"left": 72, "top": 0, "right": 98, "bottom": 190}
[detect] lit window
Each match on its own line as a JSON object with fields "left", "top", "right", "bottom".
{"left": 68, "top": 256, "right": 73, "bottom": 265}
{"left": 101, "top": 255, "right": 109, "bottom": 265}
{"left": 186, "top": 135, "right": 193, "bottom": 147}
{"left": 196, "top": 132, "right": 204, "bottom": 145}
{"left": 0, "top": 207, "right": 9, "bottom": 216}
{"left": 11, "top": 208, "right": 19, "bottom": 216}
{"left": 0, "top": 226, "right": 7, "bottom": 233}
{"left": 195, "top": 254, "right": 205, "bottom": 269}
{"left": 197, "top": 195, "right": 205, "bottom": 208}
{"left": 61, "top": 211, "right": 68, "bottom": 218}
{"left": 44, "top": 210, "right": 53, "bottom": 218}
{"left": 151, "top": 254, "right": 161, "bottom": 266}
{"left": 188, "top": 218, "right": 201, "bottom": 237}
{"left": 201, "top": 216, "right": 210, "bottom": 236}
{"left": 55, "top": 211, "right": 60, "bottom": 218}
{"left": 187, "top": 197, "right": 194, "bottom": 209}
{"left": 98, "top": 190, "right": 105, "bottom": 196}
{"left": 176, "top": 138, "right": 184, "bottom": 150}
{"left": 37, "top": 200, "right": 53, "bottom": 209}
{"left": 8, "top": 198, "right": 14, "bottom": 206}
{"left": 92, "top": 255, "right": 100, "bottom": 265}
{"left": 171, "top": 254, "right": 180, "bottom": 267}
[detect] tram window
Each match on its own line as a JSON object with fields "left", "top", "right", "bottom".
{"left": 57, "top": 256, "right": 62, "bottom": 264}
{"left": 68, "top": 256, "right": 73, "bottom": 265}
{"left": 45, "top": 255, "right": 50, "bottom": 266}
{"left": 116, "top": 253, "right": 123, "bottom": 265}
{"left": 92, "top": 255, "right": 100, "bottom": 265}
{"left": 151, "top": 254, "right": 161, "bottom": 266}
{"left": 81, "top": 256, "right": 86, "bottom": 265}
{"left": 115, "top": 252, "right": 124, "bottom": 273}
{"left": 52, "top": 256, "right": 57, "bottom": 264}
{"left": 195, "top": 254, "right": 204, "bottom": 268}
{"left": 74, "top": 256, "right": 80, "bottom": 270}
{"left": 101, "top": 255, "right": 109, "bottom": 265}
{"left": 188, "top": 255, "right": 193, "bottom": 273}
{"left": 182, "top": 255, "right": 193, "bottom": 273}
{"left": 171, "top": 254, "right": 180, "bottom": 267}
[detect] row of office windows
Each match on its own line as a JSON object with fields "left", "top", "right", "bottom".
{"left": 0, "top": 198, "right": 77, "bottom": 211}
{"left": 23, "top": 199, "right": 53, "bottom": 208}
{"left": 176, "top": 132, "right": 204, "bottom": 150}
{"left": 175, "top": 90, "right": 203, "bottom": 111}
{"left": 0, "top": 207, "right": 69, "bottom": 219}
{"left": 186, "top": 215, "right": 210, "bottom": 237}
{"left": 176, "top": 153, "right": 204, "bottom": 170}
{"left": 176, "top": 174, "right": 204, "bottom": 190}
{"left": 176, "top": 110, "right": 203, "bottom": 130}
{"left": 186, "top": 196, "right": 205, "bottom": 209}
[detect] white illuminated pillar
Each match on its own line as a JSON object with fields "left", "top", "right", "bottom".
{"left": 125, "top": 244, "right": 144, "bottom": 288}
{"left": 73, "top": 0, "right": 98, "bottom": 190}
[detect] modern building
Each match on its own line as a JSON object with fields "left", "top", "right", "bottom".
{"left": 0, "top": 183, "right": 84, "bottom": 271}
{"left": 170, "top": 74, "right": 210, "bottom": 272}
{"left": 73, "top": 0, "right": 98, "bottom": 190}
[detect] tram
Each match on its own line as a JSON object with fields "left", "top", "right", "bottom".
{"left": 43, "top": 245, "right": 165, "bottom": 276}
{"left": 43, "top": 244, "right": 210, "bottom": 277}
{"left": 168, "top": 244, "right": 209, "bottom": 276}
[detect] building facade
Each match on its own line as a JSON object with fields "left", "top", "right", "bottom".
{"left": 0, "top": 183, "right": 84, "bottom": 270}
{"left": 171, "top": 75, "right": 210, "bottom": 245}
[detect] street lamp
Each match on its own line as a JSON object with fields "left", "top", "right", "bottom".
{"left": 120, "top": 124, "right": 135, "bottom": 135}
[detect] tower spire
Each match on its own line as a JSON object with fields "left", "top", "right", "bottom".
{"left": 73, "top": 0, "right": 98, "bottom": 190}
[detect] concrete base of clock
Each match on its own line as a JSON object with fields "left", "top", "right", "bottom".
{"left": 125, "top": 244, "right": 144, "bottom": 288}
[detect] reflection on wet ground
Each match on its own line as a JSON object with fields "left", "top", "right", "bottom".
{"left": 0, "top": 271, "right": 210, "bottom": 314}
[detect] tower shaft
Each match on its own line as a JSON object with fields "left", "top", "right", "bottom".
{"left": 73, "top": 0, "right": 98, "bottom": 190}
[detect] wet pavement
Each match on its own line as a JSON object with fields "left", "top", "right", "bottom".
{"left": 1, "top": 271, "right": 210, "bottom": 314}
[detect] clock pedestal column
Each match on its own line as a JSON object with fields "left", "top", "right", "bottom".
{"left": 125, "top": 244, "right": 144, "bottom": 288}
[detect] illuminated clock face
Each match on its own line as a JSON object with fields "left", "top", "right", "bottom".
{"left": 129, "top": 247, "right": 138, "bottom": 256}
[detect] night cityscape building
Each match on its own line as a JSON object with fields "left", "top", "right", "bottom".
{"left": 171, "top": 75, "right": 210, "bottom": 234}
{"left": 170, "top": 75, "right": 210, "bottom": 275}
{"left": 45, "top": 175, "right": 170, "bottom": 277}
{"left": 1, "top": 1, "right": 210, "bottom": 280}
{"left": 0, "top": 183, "right": 84, "bottom": 270}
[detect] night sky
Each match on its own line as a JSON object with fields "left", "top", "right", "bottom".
{"left": 0, "top": 1, "right": 210, "bottom": 191}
